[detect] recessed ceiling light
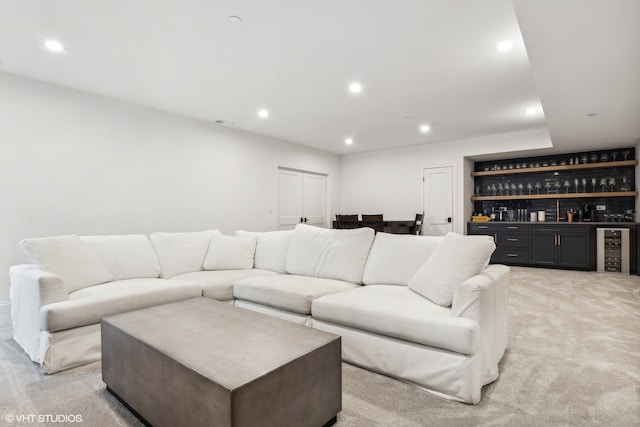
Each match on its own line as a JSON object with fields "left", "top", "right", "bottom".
{"left": 349, "top": 82, "right": 362, "bottom": 94}
{"left": 44, "top": 40, "right": 64, "bottom": 52}
{"left": 419, "top": 125, "right": 430, "bottom": 133}
{"left": 345, "top": 138, "right": 353, "bottom": 145}
{"left": 495, "top": 40, "right": 513, "bottom": 52}
{"left": 525, "top": 107, "right": 538, "bottom": 115}
{"left": 258, "top": 109, "right": 269, "bottom": 118}
{"left": 229, "top": 15, "right": 242, "bottom": 24}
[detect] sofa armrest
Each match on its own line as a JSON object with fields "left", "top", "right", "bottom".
{"left": 9, "top": 264, "right": 69, "bottom": 361}
{"left": 451, "top": 264, "right": 510, "bottom": 371}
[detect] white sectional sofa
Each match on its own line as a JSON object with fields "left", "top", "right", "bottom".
{"left": 9, "top": 224, "right": 508, "bottom": 404}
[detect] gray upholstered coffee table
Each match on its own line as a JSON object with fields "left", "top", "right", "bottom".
{"left": 101, "top": 297, "right": 341, "bottom": 427}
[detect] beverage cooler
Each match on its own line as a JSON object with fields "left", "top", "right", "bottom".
{"left": 597, "top": 228, "right": 630, "bottom": 274}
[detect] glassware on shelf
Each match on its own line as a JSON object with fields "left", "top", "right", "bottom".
{"left": 600, "top": 178, "right": 607, "bottom": 192}
{"left": 581, "top": 178, "right": 587, "bottom": 193}
{"left": 620, "top": 177, "right": 629, "bottom": 191}
{"left": 590, "top": 154, "right": 598, "bottom": 163}
{"left": 498, "top": 183, "right": 503, "bottom": 195}
{"left": 609, "top": 177, "right": 616, "bottom": 192}
{"left": 600, "top": 153, "right": 609, "bottom": 162}
{"left": 527, "top": 183, "right": 533, "bottom": 195}
{"left": 574, "top": 178, "right": 579, "bottom": 193}
{"left": 564, "top": 180, "right": 571, "bottom": 193}
{"left": 580, "top": 155, "right": 588, "bottom": 164}
{"left": 518, "top": 183, "right": 524, "bottom": 195}
{"left": 591, "top": 177, "right": 597, "bottom": 192}
{"left": 623, "top": 150, "right": 631, "bottom": 161}
{"left": 511, "top": 183, "right": 517, "bottom": 195}
{"left": 475, "top": 185, "right": 480, "bottom": 195}
{"left": 611, "top": 151, "right": 619, "bottom": 162}
{"left": 535, "top": 182, "right": 541, "bottom": 194}
{"left": 491, "top": 184, "right": 497, "bottom": 195}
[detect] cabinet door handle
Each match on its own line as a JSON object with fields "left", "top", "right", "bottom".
{"left": 554, "top": 235, "right": 558, "bottom": 246}
{"left": 506, "top": 253, "right": 519, "bottom": 257}
{"left": 507, "top": 238, "right": 519, "bottom": 242}
{"left": 477, "top": 226, "right": 488, "bottom": 229}
{"left": 494, "top": 233, "right": 497, "bottom": 242}
{"left": 507, "top": 226, "right": 519, "bottom": 230}
{"left": 558, "top": 235, "right": 561, "bottom": 245}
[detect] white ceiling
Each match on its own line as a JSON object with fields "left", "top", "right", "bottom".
{"left": 0, "top": 0, "right": 638, "bottom": 155}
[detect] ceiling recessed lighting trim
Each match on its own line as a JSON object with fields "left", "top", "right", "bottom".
{"left": 525, "top": 107, "right": 538, "bottom": 115}
{"left": 258, "top": 109, "right": 269, "bottom": 118}
{"left": 345, "top": 138, "right": 353, "bottom": 145}
{"left": 419, "top": 125, "right": 430, "bottom": 133}
{"left": 229, "top": 15, "right": 242, "bottom": 24}
{"left": 44, "top": 40, "right": 64, "bottom": 52}
{"left": 349, "top": 82, "right": 362, "bottom": 94}
{"left": 495, "top": 40, "right": 513, "bottom": 52}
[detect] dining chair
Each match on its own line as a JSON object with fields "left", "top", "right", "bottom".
{"left": 336, "top": 214, "right": 360, "bottom": 229}
{"left": 412, "top": 213, "right": 424, "bottom": 235}
{"left": 361, "top": 214, "right": 384, "bottom": 233}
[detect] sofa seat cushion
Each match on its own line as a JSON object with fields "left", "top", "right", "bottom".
{"left": 40, "top": 279, "right": 202, "bottom": 332}
{"left": 312, "top": 286, "right": 481, "bottom": 355}
{"left": 171, "top": 269, "right": 280, "bottom": 301}
{"left": 234, "top": 275, "right": 359, "bottom": 315}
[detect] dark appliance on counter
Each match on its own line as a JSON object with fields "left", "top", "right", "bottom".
{"left": 583, "top": 204, "right": 594, "bottom": 222}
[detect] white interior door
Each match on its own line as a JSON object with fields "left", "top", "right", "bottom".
{"left": 302, "top": 173, "right": 327, "bottom": 227}
{"left": 423, "top": 166, "right": 453, "bottom": 236}
{"left": 278, "top": 168, "right": 327, "bottom": 230}
{"left": 278, "top": 169, "right": 304, "bottom": 230}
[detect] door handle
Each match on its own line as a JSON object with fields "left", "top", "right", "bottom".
{"left": 558, "top": 235, "right": 561, "bottom": 246}
{"left": 304, "top": 218, "right": 308, "bottom": 223}
{"left": 300, "top": 217, "right": 304, "bottom": 223}
{"left": 507, "top": 238, "right": 519, "bottom": 242}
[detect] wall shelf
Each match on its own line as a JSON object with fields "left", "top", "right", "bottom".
{"left": 472, "top": 160, "right": 638, "bottom": 177}
{"left": 471, "top": 191, "right": 638, "bottom": 202}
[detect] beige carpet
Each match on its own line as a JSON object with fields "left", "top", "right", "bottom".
{"left": 1, "top": 267, "right": 639, "bottom": 426}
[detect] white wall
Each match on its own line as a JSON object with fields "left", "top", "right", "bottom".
{"left": 339, "top": 128, "right": 553, "bottom": 234}
{"left": 0, "top": 73, "right": 340, "bottom": 303}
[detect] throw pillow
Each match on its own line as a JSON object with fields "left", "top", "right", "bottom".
{"left": 204, "top": 235, "right": 257, "bottom": 270}
{"left": 20, "top": 234, "right": 114, "bottom": 293}
{"left": 408, "top": 232, "right": 495, "bottom": 307}
{"left": 150, "top": 230, "right": 221, "bottom": 278}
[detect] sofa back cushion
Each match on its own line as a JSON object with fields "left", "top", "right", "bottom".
{"left": 285, "top": 224, "right": 375, "bottom": 284}
{"left": 150, "top": 230, "right": 221, "bottom": 278}
{"left": 204, "top": 235, "right": 257, "bottom": 270}
{"left": 235, "top": 230, "right": 294, "bottom": 272}
{"left": 363, "top": 233, "right": 444, "bottom": 286}
{"left": 81, "top": 234, "right": 160, "bottom": 280}
{"left": 20, "top": 234, "right": 114, "bottom": 293}
{"left": 408, "top": 232, "right": 496, "bottom": 307}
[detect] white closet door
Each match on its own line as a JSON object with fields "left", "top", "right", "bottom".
{"left": 278, "top": 168, "right": 327, "bottom": 230}
{"left": 423, "top": 166, "right": 453, "bottom": 236}
{"left": 303, "top": 173, "right": 327, "bottom": 227}
{"left": 278, "top": 169, "right": 304, "bottom": 230}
